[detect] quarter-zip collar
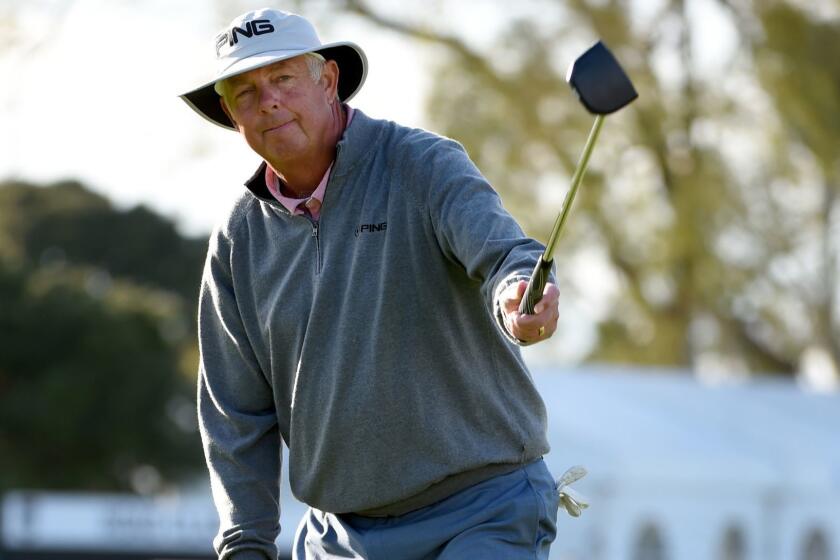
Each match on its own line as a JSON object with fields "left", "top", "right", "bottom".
{"left": 243, "top": 107, "right": 382, "bottom": 204}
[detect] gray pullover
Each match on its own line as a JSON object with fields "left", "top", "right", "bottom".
{"left": 198, "top": 109, "right": 551, "bottom": 559}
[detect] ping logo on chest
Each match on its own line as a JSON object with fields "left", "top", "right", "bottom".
{"left": 355, "top": 222, "right": 387, "bottom": 238}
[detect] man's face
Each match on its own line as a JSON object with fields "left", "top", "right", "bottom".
{"left": 220, "top": 56, "right": 339, "bottom": 168}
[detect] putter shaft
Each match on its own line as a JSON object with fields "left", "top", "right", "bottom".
{"left": 518, "top": 115, "right": 605, "bottom": 316}
{"left": 542, "top": 114, "right": 604, "bottom": 261}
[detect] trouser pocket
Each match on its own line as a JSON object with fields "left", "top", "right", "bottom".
{"left": 524, "top": 460, "right": 560, "bottom": 553}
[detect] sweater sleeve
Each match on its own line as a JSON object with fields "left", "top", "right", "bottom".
{"left": 197, "top": 225, "right": 281, "bottom": 560}
{"left": 415, "top": 135, "right": 554, "bottom": 344}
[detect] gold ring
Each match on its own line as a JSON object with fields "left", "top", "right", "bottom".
{"left": 538, "top": 326, "right": 545, "bottom": 337}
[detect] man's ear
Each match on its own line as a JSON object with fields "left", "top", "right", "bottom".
{"left": 219, "top": 96, "right": 237, "bottom": 128}
{"left": 322, "top": 59, "right": 340, "bottom": 102}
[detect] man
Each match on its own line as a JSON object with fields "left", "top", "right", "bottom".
{"left": 181, "top": 8, "right": 562, "bottom": 560}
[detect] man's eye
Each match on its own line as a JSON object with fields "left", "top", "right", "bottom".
{"left": 236, "top": 88, "right": 254, "bottom": 99}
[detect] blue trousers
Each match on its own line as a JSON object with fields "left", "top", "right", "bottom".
{"left": 293, "top": 459, "right": 559, "bottom": 559}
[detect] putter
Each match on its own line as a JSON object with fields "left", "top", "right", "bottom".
{"left": 519, "top": 41, "right": 638, "bottom": 315}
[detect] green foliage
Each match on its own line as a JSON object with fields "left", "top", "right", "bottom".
{"left": 339, "top": 0, "right": 840, "bottom": 376}
{"left": 0, "top": 180, "right": 207, "bottom": 492}
{"left": 0, "top": 180, "right": 205, "bottom": 305}
{"left": 422, "top": 2, "right": 756, "bottom": 369}
{"left": 755, "top": 4, "right": 840, "bottom": 170}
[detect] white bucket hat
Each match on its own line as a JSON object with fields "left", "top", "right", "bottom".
{"left": 180, "top": 8, "right": 367, "bottom": 130}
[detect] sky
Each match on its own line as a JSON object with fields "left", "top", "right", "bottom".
{"left": 0, "top": 0, "right": 739, "bottom": 235}
{"left": 0, "top": 0, "right": 601, "bottom": 364}
{"left": 0, "top": 0, "right": 742, "bottom": 366}
{"left": 0, "top": 0, "right": 432, "bottom": 235}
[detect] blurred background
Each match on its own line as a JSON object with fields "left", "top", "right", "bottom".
{"left": 1, "top": 0, "right": 839, "bottom": 559}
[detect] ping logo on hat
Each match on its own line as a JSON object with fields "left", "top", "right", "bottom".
{"left": 215, "top": 19, "right": 276, "bottom": 57}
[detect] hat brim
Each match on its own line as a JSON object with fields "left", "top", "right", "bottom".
{"left": 180, "top": 42, "right": 367, "bottom": 130}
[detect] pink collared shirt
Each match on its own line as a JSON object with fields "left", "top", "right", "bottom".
{"left": 264, "top": 107, "right": 355, "bottom": 220}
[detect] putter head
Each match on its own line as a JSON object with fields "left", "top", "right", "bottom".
{"left": 566, "top": 41, "right": 638, "bottom": 115}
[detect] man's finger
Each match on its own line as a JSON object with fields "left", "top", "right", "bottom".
{"left": 533, "top": 284, "right": 560, "bottom": 315}
{"left": 502, "top": 280, "right": 528, "bottom": 313}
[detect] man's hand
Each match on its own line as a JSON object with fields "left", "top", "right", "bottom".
{"left": 500, "top": 280, "right": 560, "bottom": 343}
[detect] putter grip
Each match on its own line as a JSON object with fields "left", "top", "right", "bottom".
{"left": 518, "top": 256, "right": 553, "bottom": 315}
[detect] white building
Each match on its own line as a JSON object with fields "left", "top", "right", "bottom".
{"left": 2, "top": 367, "right": 838, "bottom": 559}
{"left": 538, "top": 366, "right": 840, "bottom": 560}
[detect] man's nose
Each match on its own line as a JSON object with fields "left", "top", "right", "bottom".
{"left": 258, "top": 86, "right": 282, "bottom": 112}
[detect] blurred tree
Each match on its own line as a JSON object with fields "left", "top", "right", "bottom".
{"left": 0, "top": 180, "right": 207, "bottom": 492}
{"left": 720, "top": 0, "right": 840, "bottom": 375}
{"left": 0, "top": 262, "right": 202, "bottom": 491}
{"left": 0, "top": 0, "right": 78, "bottom": 56}
{"left": 323, "top": 0, "right": 840, "bottom": 378}
{"left": 0, "top": 180, "right": 206, "bottom": 310}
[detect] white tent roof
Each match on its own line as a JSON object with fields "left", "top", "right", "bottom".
{"left": 532, "top": 366, "right": 840, "bottom": 492}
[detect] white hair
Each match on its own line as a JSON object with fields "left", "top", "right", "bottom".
{"left": 304, "top": 52, "right": 326, "bottom": 81}
{"left": 214, "top": 52, "right": 330, "bottom": 99}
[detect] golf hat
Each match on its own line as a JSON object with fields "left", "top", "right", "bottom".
{"left": 180, "top": 8, "right": 367, "bottom": 130}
